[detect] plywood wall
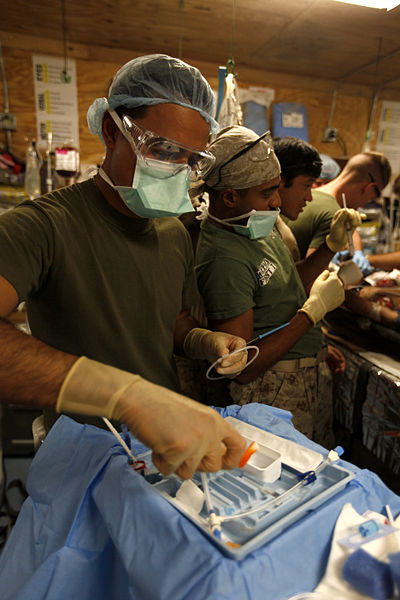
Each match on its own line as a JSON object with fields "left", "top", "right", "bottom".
{"left": 0, "top": 36, "right": 384, "bottom": 174}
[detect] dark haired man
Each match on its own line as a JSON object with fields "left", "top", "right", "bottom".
{"left": 273, "top": 136, "right": 354, "bottom": 294}
{"left": 273, "top": 136, "right": 347, "bottom": 374}
{"left": 285, "top": 151, "right": 391, "bottom": 275}
{"left": 273, "top": 136, "right": 322, "bottom": 221}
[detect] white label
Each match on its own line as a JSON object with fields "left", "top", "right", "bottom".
{"left": 282, "top": 112, "right": 304, "bottom": 128}
{"left": 55, "top": 149, "right": 79, "bottom": 174}
{"left": 257, "top": 258, "right": 276, "bottom": 286}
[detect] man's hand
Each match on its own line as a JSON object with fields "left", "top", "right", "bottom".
{"left": 115, "top": 380, "right": 246, "bottom": 479}
{"left": 326, "top": 208, "right": 362, "bottom": 253}
{"left": 57, "top": 357, "right": 246, "bottom": 479}
{"left": 352, "top": 250, "right": 373, "bottom": 276}
{"left": 331, "top": 249, "right": 373, "bottom": 277}
{"left": 299, "top": 270, "right": 345, "bottom": 325}
{"left": 183, "top": 328, "right": 248, "bottom": 375}
{"left": 326, "top": 344, "right": 346, "bottom": 374}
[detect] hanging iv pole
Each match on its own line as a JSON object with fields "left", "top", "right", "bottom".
{"left": 178, "top": 0, "right": 184, "bottom": 60}
{"left": 61, "top": 0, "right": 71, "bottom": 83}
{"left": 216, "top": 0, "right": 239, "bottom": 123}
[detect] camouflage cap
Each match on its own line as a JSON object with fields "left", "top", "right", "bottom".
{"left": 201, "top": 125, "right": 281, "bottom": 190}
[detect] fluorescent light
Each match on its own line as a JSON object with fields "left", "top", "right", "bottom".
{"left": 332, "top": 0, "right": 400, "bottom": 9}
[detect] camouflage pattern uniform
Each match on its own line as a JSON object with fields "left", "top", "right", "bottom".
{"left": 229, "top": 357, "right": 334, "bottom": 448}
{"left": 175, "top": 355, "right": 233, "bottom": 407}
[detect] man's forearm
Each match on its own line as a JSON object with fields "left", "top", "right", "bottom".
{"left": 173, "top": 310, "right": 199, "bottom": 355}
{"left": 233, "top": 312, "right": 312, "bottom": 384}
{"left": 353, "top": 229, "right": 363, "bottom": 252}
{"left": 368, "top": 251, "right": 400, "bottom": 271}
{"left": 0, "top": 318, "right": 78, "bottom": 408}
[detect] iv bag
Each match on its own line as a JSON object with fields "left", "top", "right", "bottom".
{"left": 218, "top": 73, "right": 243, "bottom": 130}
{"left": 55, "top": 141, "right": 80, "bottom": 179}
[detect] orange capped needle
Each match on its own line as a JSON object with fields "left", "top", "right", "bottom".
{"left": 239, "top": 441, "right": 258, "bottom": 468}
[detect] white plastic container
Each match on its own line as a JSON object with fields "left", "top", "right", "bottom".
{"left": 242, "top": 438, "right": 281, "bottom": 483}
{"left": 337, "top": 259, "right": 363, "bottom": 286}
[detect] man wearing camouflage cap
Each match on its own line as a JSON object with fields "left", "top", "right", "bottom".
{"left": 195, "top": 125, "right": 357, "bottom": 446}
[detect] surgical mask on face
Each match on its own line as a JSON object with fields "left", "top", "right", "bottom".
{"left": 98, "top": 158, "right": 195, "bottom": 219}
{"left": 207, "top": 208, "right": 280, "bottom": 239}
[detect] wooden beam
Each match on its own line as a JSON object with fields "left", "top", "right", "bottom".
{"left": 3, "top": 30, "right": 398, "bottom": 100}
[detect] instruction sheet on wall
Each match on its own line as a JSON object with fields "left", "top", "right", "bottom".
{"left": 32, "top": 55, "right": 79, "bottom": 151}
{"left": 377, "top": 100, "right": 400, "bottom": 182}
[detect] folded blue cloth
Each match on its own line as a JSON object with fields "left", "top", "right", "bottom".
{"left": 342, "top": 548, "right": 394, "bottom": 600}
{"left": 389, "top": 552, "right": 400, "bottom": 591}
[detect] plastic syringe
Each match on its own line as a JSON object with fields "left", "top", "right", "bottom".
{"left": 342, "top": 193, "right": 354, "bottom": 257}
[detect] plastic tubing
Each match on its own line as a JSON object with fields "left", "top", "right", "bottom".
{"left": 221, "top": 449, "right": 339, "bottom": 522}
{"left": 102, "top": 417, "right": 137, "bottom": 463}
{"left": 206, "top": 345, "right": 259, "bottom": 380}
{"left": 206, "top": 321, "right": 290, "bottom": 381}
{"left": 342, "top": 193, "right": 354, "bottom": 257}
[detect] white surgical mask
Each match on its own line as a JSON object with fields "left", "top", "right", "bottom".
{"left": 206, "top": 208, "right": 280, "bottom": 239}
{"left": 98, "top": 160, "right": 194, "bottom": 219}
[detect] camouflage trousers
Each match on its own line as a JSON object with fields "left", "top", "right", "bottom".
{"left": 229, "top": 361, "right": 334, "bottom": 449}
{"left": 175, "top": 355, "right": 232, "bottom": 407}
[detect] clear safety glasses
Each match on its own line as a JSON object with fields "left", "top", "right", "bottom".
{"left": 210, "top": 130, "right": 274, "bottom": 187}
{"left": 120, "top": 113, "right": 216, "bottom": 176}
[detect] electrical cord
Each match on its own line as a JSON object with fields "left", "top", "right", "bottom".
{"left": 336, "top": 132, "right": 348, "bottom": 157}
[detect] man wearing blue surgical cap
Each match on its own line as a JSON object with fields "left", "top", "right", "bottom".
{"left": 0, "top": 54, "right": 248, "bottom": 479}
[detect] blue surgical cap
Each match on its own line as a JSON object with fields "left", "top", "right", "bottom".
{"left": 87, "top": 54, "right": 219, "bottom": 142}
{"left": 320, "top": 154, "right": 341, "bottom": 181}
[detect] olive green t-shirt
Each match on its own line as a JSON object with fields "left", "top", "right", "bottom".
{"left": 0, "top": 179, "right": 199, "bottom": 427}
{"left": 196, "top": 221, "right": 322, "bottom": 359}
{"left": 283, "top": 189, "right": 340, "bottom": 259}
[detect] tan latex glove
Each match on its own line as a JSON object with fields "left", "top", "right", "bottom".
{"left": 57, "top": 357, "right": 246, "bottom": 479}
{"left": 183, "top": 328, "right": 248, "bottom": 376}
{"left": 299, "top": 269, "right": 345, "bottom": 325}
{"left": 326, "top": 208, "right": 362, "bottom": 252}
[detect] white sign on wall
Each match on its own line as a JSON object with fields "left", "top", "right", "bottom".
{"left": 32, "top": 55, "right": 80, "bottom": 150}
{"left": 376, "top": 100, "right": 400, "bottom": 181}
{"left": 238, "top": 86, "right": 275, "bottom": 108}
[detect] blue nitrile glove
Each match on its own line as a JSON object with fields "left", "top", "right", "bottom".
{"left": 331, "top": 250, "right": 350, "bottom": 266}
{"left": 352, "top": 250, "right": 373, "bottom": 276}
